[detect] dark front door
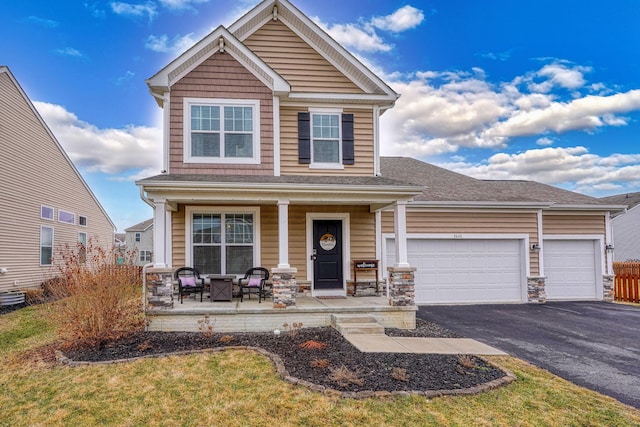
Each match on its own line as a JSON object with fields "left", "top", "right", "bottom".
{"left": 313, "top": 220, "right": 343, "bottom": 290}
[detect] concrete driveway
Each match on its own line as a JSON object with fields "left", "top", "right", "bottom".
{"left": 418, "top": 302, "right": 640, "bottom": 409}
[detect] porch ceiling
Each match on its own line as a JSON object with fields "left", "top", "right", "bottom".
{"left": 137, "top": 174, "right": 423, "bottom": 208}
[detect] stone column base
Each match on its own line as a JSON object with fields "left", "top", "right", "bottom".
{"left": 527, "top": 276, "right": 546, "bottom": 304}
{"left": 387, "top": 266, "right": 416, "bottom": 306}
{"left": 271, "top": 268, "right": 298, "bottom": 308}
{"left": 603, "top": 274, "right": 614, "bottom": 302}
{"left": 146, "top": 267, "right": 174, "bottom": 309}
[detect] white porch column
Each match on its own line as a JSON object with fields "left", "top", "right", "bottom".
{"left": 153, "top": 199, "right": 167, "bottom": 268}
{"left": 277, "top": 200, "right": 290, "bottom": 268}
{"left": 394, "top": 200, "right": 410, "bottom": 267}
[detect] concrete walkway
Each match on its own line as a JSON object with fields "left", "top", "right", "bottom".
{"left": 343, "top": 334, "right": 507, "bottom": 355}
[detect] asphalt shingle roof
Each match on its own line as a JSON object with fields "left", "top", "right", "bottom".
{"left": 380, "top": 157, "right": 607, "bottom": 205}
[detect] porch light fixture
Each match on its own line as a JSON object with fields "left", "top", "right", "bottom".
{"left": 530, "top": 243, "right": 541, "bottom": 252}
{"left": 605, "top": 244, "right": 614, "bottom": 252}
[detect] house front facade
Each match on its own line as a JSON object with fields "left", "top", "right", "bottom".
{"left": 0, "top": 66, "right": 115, "bottom": 294}
{"left": 137, "top": 0, "right": 622, "bottom": 310}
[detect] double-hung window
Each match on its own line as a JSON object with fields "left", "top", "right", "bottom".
{"left": 312, "top": 113, "right": 341, "bottom": 164}
{"left": 184, "top": 98, "right": 260, "bottom": 164}
{"left": 140, "top": 250, "right": 152, "bottom": 263}
{"left": 188, "top": 208, "right": 259, "bottom": 276}
{"left": 298, "top": 110, "right": 354, "bottom": 167}
{"left": 40, "top": 226, "right": 53, "bottom": 266}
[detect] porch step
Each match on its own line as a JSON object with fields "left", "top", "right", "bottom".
{"left": 331, "top": 314, "right": 384, "bottom": 335}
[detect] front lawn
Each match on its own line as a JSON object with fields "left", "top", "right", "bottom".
{"left": 1, "top": 305, "right": 639, "bottom": 427}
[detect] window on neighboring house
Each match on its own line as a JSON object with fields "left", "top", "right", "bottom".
{"left": 59, "top": 210, "right": 75, "bottom": 224}
{"left": 78, "top": 232, "right": 87, "bottom": 263}
{"left": 41, "top": 205, "right": 54, "bottom": 220}
{"left": 184, "top": 98, "right": 260, "bottom": 164}
{"left": 189, "top": 210, "right": 257, "bottom": 275}
{"left": 140, "top": 250, "right": 152, "bottom": 263}
{"left": 40, "top": 226, "right": 53, "bottom": 266}
{"left": 135, "top": 232, "right": 141, "bottom": 242}
{"left": 298, "top": 111, "right": 354, "bottom": 167}
{"left": 79, "top": 215, "right": 87, "bottom": 226}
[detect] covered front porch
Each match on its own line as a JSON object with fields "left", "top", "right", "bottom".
{"left": 137, "top": 174, "right": 422, "bottom": 332}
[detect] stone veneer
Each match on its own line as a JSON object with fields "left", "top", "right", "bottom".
{"left": 387, "top": 266, "right": 416, "bottom": 306}
{"left": 271, "top": 267, "right": 298, "bottom": 308}
{"left": 347, "top": 280, "right": 385, "bottom": 297}
{"left": 146, "top": 267, "right": 174, "bottom": 309}
{"left": 602, "top": 274, "right": 614, "bottom": 302}
{"left": 527, "top": 276, "right": 547, "bottom": 304}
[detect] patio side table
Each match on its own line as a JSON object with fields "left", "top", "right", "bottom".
{"left": 208, "top": 275, "right": 235, "bottom": 301}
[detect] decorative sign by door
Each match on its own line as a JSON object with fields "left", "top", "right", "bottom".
{"left": 319, "top": 233, "right": 336, "bottom": 251}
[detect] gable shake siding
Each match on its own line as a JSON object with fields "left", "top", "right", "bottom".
{"left": 169, "top": 54, "right": 274, "bottom": 175}
{"left": 243, "top": 19, "right": 364, "bottom": 94}
{"left": 0, "top": 69, "right": 114, "bottom": 292}
{"left": 279, "top": 105, "right": 375, "bottom": 176}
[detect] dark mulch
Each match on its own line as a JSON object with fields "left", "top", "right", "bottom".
{"left": 0, "top": 302, "right": 28, "bottom": 316}
{"left": 62, "top": 319, "right": 507, "bottom": 394}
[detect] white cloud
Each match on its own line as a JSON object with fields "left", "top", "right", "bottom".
{"left": 110, "top": 1, "right": 157, "bottom": 21}
{"left": 370, "top": 5, "right": 424, "bottom": 32}
{"left": 437, "top": 146, "right": 640, "bottom": 196}
{"left": 379, "top": 62, "right": 640, "bottom": 160}
{"left": 54, "top": 47, "right": 85, "bottom": 58}
{"left": 158, "top": 0, "right": 209, "bottom": 10}
{"left": 33, "top": 101, "right": 162, "bottom": 177}
{"left": 26, "top": 16, "right": 60, "bottom": 28}
{"left": 536, "top": 137, "right": 554, "bottom": 146}
{"left": 528, "top": 63, "right": 591, "bottom": 93}
{"left": 314, "top": 4, "right": 424, "bottom": 53}
{"left": 145, "top": 33, "right": 197, "bottom": 54}
{"left": 315, "top": 20, "right": 391, "bottom": 53}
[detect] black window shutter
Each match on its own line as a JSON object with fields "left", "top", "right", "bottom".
{"left": 342, "top": 113, "right": 354, "bottom": 165}
{"left": 298, "top": 112, "right": 311, "bottom": 164}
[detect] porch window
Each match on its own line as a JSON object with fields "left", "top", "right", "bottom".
{"left": 184, "top": 98, "right": 260, "bottom": 164}
{"left": 191, "top": 212, "right": 255, "bottom": 275}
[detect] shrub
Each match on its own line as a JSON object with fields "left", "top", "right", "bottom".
{"left": 44, "top": 239, "right": 144, "bottom": 350}
{"left": 310, "top": 358, "right": 330, "bottom": 369}
{"left": 299, "top": 340, "right": 327, "bottom": 350}
{"left": 328, "top": 365, "right": 364, "bottom": 387}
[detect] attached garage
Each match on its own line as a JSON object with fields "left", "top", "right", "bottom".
{"left": 543, "top": 239, "right": 601, "bottom": 300}
{"left": 386, "top": 237, "right": 526, "bottom": 304}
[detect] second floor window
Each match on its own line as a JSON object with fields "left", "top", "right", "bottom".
{"left": 184, "top": 98, "right": 260, "bottom": 164}
{"left": 312, "top": 113, "right": 341, "bottom": 164}
{"left": 135, "top": 232, "right": 141, "bottom": 242}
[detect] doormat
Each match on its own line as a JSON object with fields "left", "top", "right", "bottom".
{"left": 316, "top": 296, "right": 347, "bottom": 299}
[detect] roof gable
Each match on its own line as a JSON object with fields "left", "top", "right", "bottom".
{"left": 146, "top": 25, "right": 290, "bottom": 105}
{"left": 229, "top": 0, "right": 398, "bottom": 101}
{"left": 0, "top": 66, "right": 115, "bottom": 230}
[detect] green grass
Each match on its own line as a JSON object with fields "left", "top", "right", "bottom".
{"left": 1, "top": 305, "right": 639, "bottom": 427}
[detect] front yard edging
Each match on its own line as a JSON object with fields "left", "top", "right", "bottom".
{"left": 55, "top": 347, "right": 516, "bottom": 400}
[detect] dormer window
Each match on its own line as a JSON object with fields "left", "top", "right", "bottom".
{"left": 184, "top": 98, "right": 260, "bottom": 164}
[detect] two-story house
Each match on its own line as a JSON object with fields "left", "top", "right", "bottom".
{"left": 124, "top": 218, "right": 154, "bottom": 266}
{"left": 137, "top": 0, "right": 622, "bottom": 317}
{"left": 0, "top": 66, "right": 115, "bottom": 295}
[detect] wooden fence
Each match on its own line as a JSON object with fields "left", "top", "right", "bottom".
{"left": 613, "top": 262, "right": 640, "bottom": 303}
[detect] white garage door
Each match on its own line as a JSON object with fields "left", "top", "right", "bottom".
{"left": 386, "top": 238, "right": 525, "bottom": 304}
{"left": 543, "top": 240, "right": 598, "bottom": 300}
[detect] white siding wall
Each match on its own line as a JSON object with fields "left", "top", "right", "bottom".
{"left": 611, "top": 206, "right": 640, "bottom": 261}
{"left": 0, "top": 69, "right": 114, "bottom": 292}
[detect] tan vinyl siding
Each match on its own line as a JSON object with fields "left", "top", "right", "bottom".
{"left": 169, "top": 53, "right": 274, "bottom": 175}
{"left": 173, "top": 204, "right": 374, "bottom": 279}
{"left": 542, "top": 213, "right": 606, "bottom": 235}
{"left": 244, "top": 20, "right": 364, "bottom": 94}
{"left": 0, "top": 71, "right": 114, "bottom": 292}
{"left": 279, "top": 105, "right": 375, "bottom": 176}
{"left": 382, "top": 210, "right": 541, "bottom": 275}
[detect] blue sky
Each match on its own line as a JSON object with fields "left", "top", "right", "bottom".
{"left": 3, "top": 0, "right": 640, "bottom": 231}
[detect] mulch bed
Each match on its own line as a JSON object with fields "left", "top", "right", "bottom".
{"left": 59, "top": 319, "right": 513, "bottom": 397}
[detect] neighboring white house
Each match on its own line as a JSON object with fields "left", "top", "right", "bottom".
{"left": 124, "top": 219, "right": 154, "bottom": 266}
{"left": 0, "top": 66, "right": 116, "bottom": 293}
{"left": 600, "top": 192, "right": 640, "bottom": 261}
